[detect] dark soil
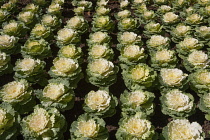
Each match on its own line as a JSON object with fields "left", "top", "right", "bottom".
{"left": 1, "top": 0, "right": 210, "bottom": 139}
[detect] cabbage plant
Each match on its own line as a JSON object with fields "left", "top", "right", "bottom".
{"left": 88, "top": 44, "right": 114, "bottom": 61}
{"left": 92, "top": 15, "right": 114, "bottom": 32}
{"left": 56, "top": 28, "right": 80, "bottom": 46}
{"left": 144, "top": 21, "right": 163, "bottom": 37}
{"left": 95, "top": 6, "right": 110, "bottom": 16}
{"left": 87, "top": 31, "right": 111, "bottom": 46}
{"left": 14, "top": 57, "right": 47, "bottom": 85}
{"left": 199, "top": 92, "right": 210, "bottom": 120}
{"left": 118, "top": 18, "right": 139, "bottom": 32}
{"left": 189, "top": 69, "right": 210, "bottom": 95}
{"left": 170, "top": 23, "right": 192, "bottom": 43}
{"left": 17, "top": 11, "right": 38, "bottom": 28}
{"left": 41, "top": 14, "right": 61, "bottom": 30}
{"left": 116, "top": 112, "right": 157, "bottom": 140}
{"left": 120, "top": 89, "right": 155, "bottom": 116}
{"left": 21, "top": 106, "right": 66, "bottom": 140}
{"left": 149, "top": 49, "right": 177, "bottom": 70}
{"left": 0, "top": 9, "right": 10, "bottom": 25}
{"left": 183, "top": 50, "right": 210, "bottom": 72}
{"left": 48, "top": 57, "right": 83, "bottom": 88}
{"left": 58, "top": 44, "right": 83, "bottom": 63}
{"left": 176, "top": 37, "right": 204, "bottom": 58}
{"left": 83, "top": 89, "right": 118, "bottom": 118}
{"left": 36, "top": 78, "right": 75, "bottom": 111}
{"left": 0, "top": 35, "right": 18, "bottom": 54}
{"left": 21, "top": 38, "right": 51, "bottom": 59}
{"left": 0, "top": 103, "right": 20, "bottom": 140}
{"left": 0, "top": 79, "right": 36, "bottom": 114}
{"left": 22, "top": 3, "right": 39, "bottom": 13}
{"left": 30, "top": 24, "right": 52, "bottom": 40}
{"left": 122, "top": 63, "right": 157, "bottom": 90}
{"left": 119, "top": 44, "right": 147, "bottom": 66}
{"left": 117, "top": 32, "right": 143, "bottom": 49}
{"left": 159, "top": 68, "right": 188, "bottom": 91}
{"left": 47, "top": 3, "right": 62, "bottom": 15}
{"left": 146, "top": 35, "right": 170, "bottom": 51}
{"left": 70, "top": 113, "right": 109, "bottom": 140}
{"left": 0, "top": 51, "right": 12, "bottom": 76}
{"left": 160, "top": 89, "right": 195, "bottom": 118}
{"left": 161, "top": 119, "right": 204, "bottom": 140}
{"left": 1, "top": 20, "right": 28, "bottom": 37}
{"left": 86, "top": 58, "right": 118, "bottom": 87}
{"left": 65, "top": 16, "right": 89, "bottom": 34}
{"left": 115, "top": 10, "right": 131, "bottom": 20}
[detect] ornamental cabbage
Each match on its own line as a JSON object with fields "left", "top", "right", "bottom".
{"left": 87, "top": 31, "right": 111, "bottom": 46}
{"left": 146, "top": 35, "right": 170, "bottom": 51}
{"left": 41, "top": 14, "right": 61, "bottom": 30}
{"left": 36, "top": 78, "right": 75, "bottom": 111}
{"left": 1, "top": 20, "right": 28, "bottom": 37}
{"left": 159, "top": 68, "right": 188, "bottom": 91}
{"left": 199, "top": 92, "right": 210, "bottom": 120}
{"left": 58, "top": 44, "right": 83, "bottom": 63}
{"left": 144, "top": 21, "right": 163, "bottom": 37}
{"left": 116, "top": 112, "right": 157, "bottom": 140}
{"left": 183, "top": 50, "right": 210, "bottom": 72}
{"left": 65, "top": 16, "right": 89, "bottom": 34}
{"left": 160, "top": 89, "right": 195, "bottom": 118}
{"left": 0, "top": 9, "right": 9, "bottom": 25}
{"left": 122, "top": 63, "right": 157, "bottom": 90}
{"left": 115, "top": 10, "right": 131, "bottom": 20}
{"left": 119, "top": 45, "right": 147, "bottom": 66}
{"left": 86, "top": 58, "right": 118, "bottom": 87}
{"left": 83, "top": 89, "right": 118, "bottom": 118}
{"left": 56, "top": 28, "right": 81, "bottom": 46}
{"left": 0, "top": 103, "right": 20, "bottom": 140}
{"left": 14, "top": 57, "right": 47, "bottom": 85}
{"left": 95, "top": 6, "right": 110, "bottom": 16}
{"left": 30, "top": 24, "right": 52, "bottom": 40}
{"left": 176, "top": 37, "right": 204, "bottom": 58}
{"left": 17, "top": 11, "right": 37, "bottom": 27}
{"left": 195, "top": 26, "right": 210, "bottom": 41}
{"left": 0, "top": 51, "right": 12, "bottom": 76}
{"left": 88, "top": 44, "right": 114, "bottom": 61}
{"left": 21, "top": 38, "right": 51, "bottom": 59}
{"left": 47, "top": 3, "right": 62, "bottom": 15}
{"left": 189, "top": 69, "right": 210, "bottom": 95}
{"left": 162, "top": 12, "right": 179, "bottom": 25}
{"left": 21, "top": 106, "right": 66, "bottom": 140}
{"left": 48, "top": 57, "right": 83, "bottom": 88}
{"left": 185, "top": 13, "right": 203, "bottom": 25}
{"left": 120, "top": 89, "right": 155, "bottom": 116}
{"left": 118, "top": 18, "right": 139, "bottom": 32}
{"left": 161, "top": 119, "right": 204, "bottom": 140}
{"left": 70, "top": 113, "right": 109, "bottom": 140}
{"left": 150, "top": 49, "right": 177, "bottom": 70}
{"left": 0, "top": 79, "right": 36, "bottom": 114}
{"left": 170, "top": 23, "right": 191, "bottom": 43}
{"left": 117, "top": 32, "right": 142, "bottom": 48}
{"left": 0, "top": 35, "right": 18, "bottom": 54}
{"left": 92, "top": 16, "right": 114, "bottom": 32}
